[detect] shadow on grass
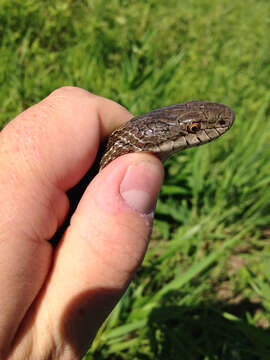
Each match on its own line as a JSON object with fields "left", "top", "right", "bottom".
{"left": 146, "top": 295, "right": 270, "bottom": 359}
{"left": 58, "top": 286, "right": 270, "bottom": 360}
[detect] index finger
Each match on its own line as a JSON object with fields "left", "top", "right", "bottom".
{"left": 1, "top": 86, "right": 133, "bottom": 191}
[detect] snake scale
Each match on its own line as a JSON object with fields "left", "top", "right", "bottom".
{"left": 100, "top": 101, "right": 235, "bottom": 170}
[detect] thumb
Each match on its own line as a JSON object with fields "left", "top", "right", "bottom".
{"left": 22, "top": 152, "right": 163, "bottom": 358}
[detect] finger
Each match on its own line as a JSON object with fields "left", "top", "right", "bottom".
{"left": 14, "top": 152, "right": 164, "bottom": 359}
{"left": 0, "top": 87, "right": 133, "bottom": 355}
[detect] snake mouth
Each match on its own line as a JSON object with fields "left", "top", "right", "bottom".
{"left": 216, "top": 127, "right": 228, "bottom": 135}
{"left": 223, "top": 108, "right": 235, "bottom": 129}
{"left": 230, "top": 109, "right": 236, "bottom": 126}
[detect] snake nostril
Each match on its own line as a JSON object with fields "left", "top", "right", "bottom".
{"left": 219, "top": 119, "right": 226, "bottom": 126}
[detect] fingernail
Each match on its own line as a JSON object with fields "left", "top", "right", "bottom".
{"left": 120, "top": 161, "right": 163, "bottom": 215}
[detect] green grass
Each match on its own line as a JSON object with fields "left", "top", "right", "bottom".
{"left": 1, "top": 0, "right": 270, "bottom": 358}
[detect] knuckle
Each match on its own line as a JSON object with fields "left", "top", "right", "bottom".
{"left": 49, "top": 86, "right": 95, "bottom": 102}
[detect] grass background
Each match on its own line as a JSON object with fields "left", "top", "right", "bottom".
{"left": 1, "top": 0, "right": 270, "bottom": 358}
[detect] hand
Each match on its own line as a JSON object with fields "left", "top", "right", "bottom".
{"left": 0, "top": 87, "right": 164, "bottom": 359}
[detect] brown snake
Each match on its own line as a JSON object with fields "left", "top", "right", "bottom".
{"left": 100, "top": 101, "right": 235, "bottom": 170}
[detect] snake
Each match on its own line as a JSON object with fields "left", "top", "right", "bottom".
{"left": 100, "top": 100, "right": 235, "bottom": 170}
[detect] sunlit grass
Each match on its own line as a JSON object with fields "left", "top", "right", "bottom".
{"left": 1, "top": 0, "right": 270, "bottom": 358}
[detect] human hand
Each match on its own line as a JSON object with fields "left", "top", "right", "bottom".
{"left": 0, "top": 87, "right": 164, "bottom": 359}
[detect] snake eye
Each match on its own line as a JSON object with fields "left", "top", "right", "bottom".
{"left": 187, "top": 122, "right": 200, "bottom": 133}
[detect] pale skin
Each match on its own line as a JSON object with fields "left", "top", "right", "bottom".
{"left": 0, "top": 87, "right": 164, "bottom": 359}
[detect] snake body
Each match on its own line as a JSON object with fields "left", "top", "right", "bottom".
{"left": 100, "top": 100, "right": 235, "bottom": 170}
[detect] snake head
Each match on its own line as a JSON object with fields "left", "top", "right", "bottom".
{"left": 99, "top": 101, "right": 235, "bottom": 169}
{"left": 138, "top": 101, "right": 235, "bottom": 161}
{"left": 175, "top": 100, "right": 235, "bottom": 143}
